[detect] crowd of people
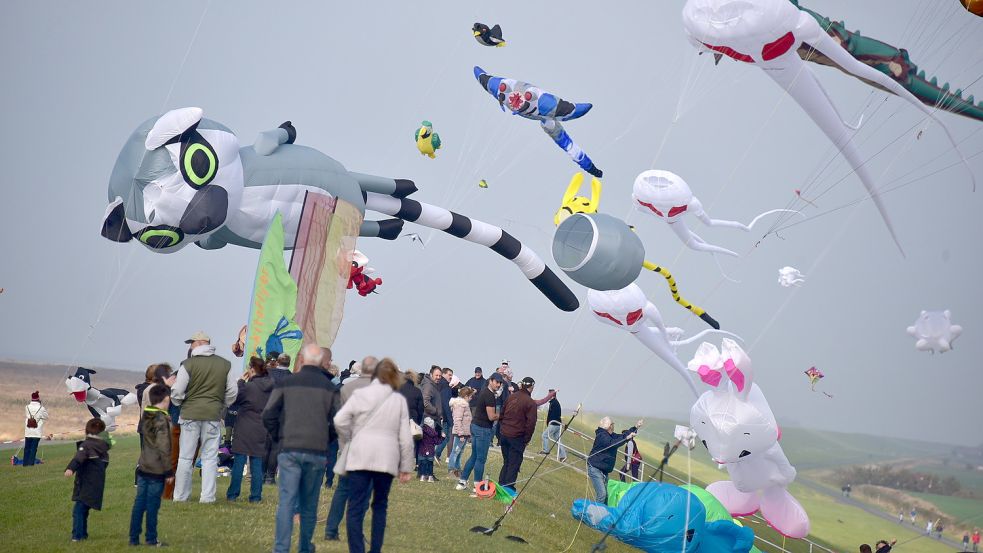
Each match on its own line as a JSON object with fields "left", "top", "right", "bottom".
{"left": 30, "top": 340, "right": 980, "bottom": 552}
{"left": 55, "top": 333, "right": 627, "bottom": 552}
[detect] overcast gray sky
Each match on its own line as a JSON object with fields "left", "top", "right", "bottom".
{"left": 1, "top": 1, "right": 981, "bottom": 446}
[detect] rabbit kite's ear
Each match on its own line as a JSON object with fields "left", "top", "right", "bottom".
{"left": 720, "top": 338, "right": 752, "bottom": 400}
{"left": 688, "top": 342, "right": 723, "bottom": 387}
{"left": 561, "top": 173, "right": 584, "bottom": 206}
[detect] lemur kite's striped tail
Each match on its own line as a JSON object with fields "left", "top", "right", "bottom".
{"left": 365, "top": 191, "right": 579, "bottom": 312}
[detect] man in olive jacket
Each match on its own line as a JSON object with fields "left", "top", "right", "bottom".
{"left": 170, "top": 331, "right": 238, "bottom": 503}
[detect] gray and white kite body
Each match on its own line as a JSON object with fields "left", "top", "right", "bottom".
{"left": 101, "top": 107, "right": 578, "bottom": 312}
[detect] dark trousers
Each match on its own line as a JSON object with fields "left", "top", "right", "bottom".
{"left": 264, "top": 436, "right": 281, "bottom": 481}
{"left": 72, "top": 501, "right": 91, "bottom": 540}
{"left": 23, "top": 437, "right": 40, "bottom": 466}
{"left": 498, "top": 435, "right": 527, "bottom": 489}
{"left": 346, "top": 470, "right": 394, "bottom": 553}
{"left": 325, "top": 474, "right": 351, "bottom": 538}
{"left": 324, "top": 439, "right": 339, "bottom": 488}
{"left": 129, "top": 475, "right": 164, "bottom": 544}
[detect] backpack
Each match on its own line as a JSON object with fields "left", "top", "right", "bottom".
{"left": 26, "top": 406, "right": 40, "bottom": 429}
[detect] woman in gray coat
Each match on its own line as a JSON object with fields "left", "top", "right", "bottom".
{"left": 226, "top": 357, "right": 274, "bottom": 502}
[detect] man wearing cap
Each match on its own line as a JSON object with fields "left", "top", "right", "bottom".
{"left": 464, "top": 368, "right": 485, "bottom": 408}
{"left": 171, "top": 331, "right": 238, "bottom": 503}
{"left": 456, "top": 373, "right": 503, "bottom": 494}
{"left": 498, "top": 376, "right": 539, "bottom": 491}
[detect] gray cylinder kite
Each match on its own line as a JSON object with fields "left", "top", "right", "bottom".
{"left": 552, "top": 213, "right": 644, "bottom": 290}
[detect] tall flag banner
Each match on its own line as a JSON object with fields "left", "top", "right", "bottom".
{"left": 244, "top": 212, "right": 303, "bottom": 369}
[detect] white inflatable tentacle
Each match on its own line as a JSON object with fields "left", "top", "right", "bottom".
{"left": 766, "top": 58, "right": 905, "bottom": 255}
{"left": 746, "top": 209, "right": 802, "bottom": 229}
{"left": 671, "top": 220, "right": 740, "bottom": 257}
{"left": 634, "top": 325, "right": 699, "bottom": 397}
{"left": 802, "top": 14, "right": 975, "bottom": 192}
{"left": 670, "top": 328, "right": 743, "bottom": 346}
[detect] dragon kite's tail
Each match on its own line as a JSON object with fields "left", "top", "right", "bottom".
{"left": 642, "top": 260, "right": 720, "bottom": 329}
{"left": 541, "top": 120, "right": 602, "bottom": 178}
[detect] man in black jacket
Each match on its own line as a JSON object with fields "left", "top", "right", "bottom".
{"left": 538, "top": 390, "right": 566, "bottom": 461}
{"left": 263, "top": 344, "right": 340, "bottom": 553}
{"left": 587, "top": 416, "right": 643, "bottom": 504}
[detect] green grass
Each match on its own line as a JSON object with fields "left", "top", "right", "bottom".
{"left": 0, "top": 419, "right": 963, "bottom": 553}
{"left": 0, "top": 434, "right": 638, "bottom": 553}
{"left": 909, "top": 492, "right": 983, "bottom": 524}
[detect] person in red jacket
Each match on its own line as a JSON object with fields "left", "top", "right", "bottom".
{"left": 497, "top": 377, "right": 538, "bottom": 492}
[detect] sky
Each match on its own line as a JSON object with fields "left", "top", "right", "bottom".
{"left": 1, "top": 1, "right": 981, "bottom": 446}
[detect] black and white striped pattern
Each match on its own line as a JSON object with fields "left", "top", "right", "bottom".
{"left": 365, "top": 192, "right": 578, "bottom": 312}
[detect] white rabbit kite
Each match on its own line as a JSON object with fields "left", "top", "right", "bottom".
{"left": 688, "top": 338, "right": 810, "bottom": 538}
{"left": 633, "top": 170, "right": 796, "bottom": 257}
{"left": 587, "top": 283, "right": 741, "bottom": 398}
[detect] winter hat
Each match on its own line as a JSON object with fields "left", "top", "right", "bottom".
{"left": 31, "top": 391, "right": 40, "bottom": 402}
{"left": 423, "top": 416, "right": 435, "bottom": 429}
{"left": 449, "top": 375, "right": 460, "bottom": 387}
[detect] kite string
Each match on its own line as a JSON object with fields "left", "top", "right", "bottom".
{"left": 62, "top": 0, "right": 213, "bottom": 384}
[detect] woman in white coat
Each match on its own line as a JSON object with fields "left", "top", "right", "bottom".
{"left": 334, "top": 358, "right": 414, "bottom": 553}
{"left": 23, "top": 391, "right": 49, "bottom": 466}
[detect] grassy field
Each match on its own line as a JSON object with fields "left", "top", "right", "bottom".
{"left": 0, "top": 433, "right": 641, "bottom": 553}
{"left": 909, "top": 492, "right": 983, "bottom": 525}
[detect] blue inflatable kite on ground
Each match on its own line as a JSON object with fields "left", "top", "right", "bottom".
{"left": 473, "top": 66, "right": 602, "bottom": 177}
{"left": 571, "top": 481, "right": 757, "bottom": 553}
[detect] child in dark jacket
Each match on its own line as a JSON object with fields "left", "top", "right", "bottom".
{"left": 130, "top": 384, "right": 174, "bottom": 546}
{"left": 418, "top": 417, "right": 440, "bottom": 482}
{"left": 65, "top": 418, "right": 111, "bottom": 542}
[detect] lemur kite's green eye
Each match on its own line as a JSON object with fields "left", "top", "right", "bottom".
{"left": 135, "top": 225, "right": 185, "bottom": 249}
{"left": 179, "top": 131, "right": 218, "bottom": 189}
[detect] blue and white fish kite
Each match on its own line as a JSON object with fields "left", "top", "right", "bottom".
{"left": 473, "top": 66, "right": 602, "bottom": 178}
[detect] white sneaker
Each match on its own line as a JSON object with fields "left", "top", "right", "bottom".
{"left": 427, "top": 476, "right": 435, "bottom": 483}
{"left": 455, "top": 481, "right": 468, "bottom": 491}
{"left": 419, "top": 476, "right": 426, "bottom": 482}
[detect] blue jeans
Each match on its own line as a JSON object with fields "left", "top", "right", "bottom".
{"left": 23, "top": 437, "right": 40, "bottom": 466}
{"left": 324, "top": 474, "right": 351, "bottom": 538}
{"left": 588, "top": 465, "right": 609, "bottom": 504}
{"left": 346, "top": 470, "right": 394, "bottom": 553}
{"left": 129, "top": 475, "right": 165, "bottom": 544}
{"left": 448, "top": 435, "right": 469, "bottom": 471}
{"left": 324, "top": 439, "right": 339, "bottom": 488}
{"left": 72, "top": 501, "right": 90, "bottom": 540}
{"left": 227, "top": 454, "right": 264, "bottom": 502}
{"left": 274, "top": 451, "right": 326, "bottom": 553}
{"left": 461, "top": 424, "right": 493, "bottom": 484}
{"left": 541, "top": 422, "right": 567, "bottom": 459}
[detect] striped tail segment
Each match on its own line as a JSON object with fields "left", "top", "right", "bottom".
{"left": 365, "top": 192, "right": 579, "bottom": 312}
{"left": 541, "top": 120, "right": 602, "bottom": 178}
{"left": 642, "top": 260, "right": 720, "bottom": 329}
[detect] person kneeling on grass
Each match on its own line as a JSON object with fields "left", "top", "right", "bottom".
{"left": 65, "top": 418, "right": 110, "bottom": 542}
{"left": 130, "top": 384, "right": 174, "bottom": 547}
